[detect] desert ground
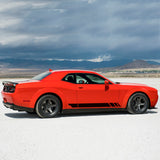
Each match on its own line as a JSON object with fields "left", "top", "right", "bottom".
{"left": 0, "top": 78, "right": 160, "bottom": 160}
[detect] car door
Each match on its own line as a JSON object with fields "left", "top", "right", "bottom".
{"left": 76, "top": 73, "right": 119, "bottom": 108}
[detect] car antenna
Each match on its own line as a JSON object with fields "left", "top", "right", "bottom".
{"left": 49, "top": 68, "right": 53, "bottom": 71}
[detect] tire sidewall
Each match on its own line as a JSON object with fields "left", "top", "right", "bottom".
{"left": 36, "top": 94, "right": 61, "bottom": 118}
{"left": 127, "top": 93, "right": 149, "bottom": 114}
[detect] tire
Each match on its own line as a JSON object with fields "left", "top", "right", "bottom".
{"left": 127, "top": 93, "right": 149, "bottom": 114}
{"left": 35, "top": 94, "right": 61, "bottom": 118}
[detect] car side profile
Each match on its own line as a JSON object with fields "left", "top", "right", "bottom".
{"left": 1, "top": 69, "right": 158, "bottom": 118}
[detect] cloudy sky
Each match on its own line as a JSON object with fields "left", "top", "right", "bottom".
{"left": 0, "top": 0, "right": 159, "bottom": 62}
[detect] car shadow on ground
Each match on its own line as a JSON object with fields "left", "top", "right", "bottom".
{"left": 5, "top": 112, "right": 39, "bottom": 119}
{"left": 4, "top": 109, "right": 158, "bottom": 119}
{"left": 60, "top": 109, "right": 158, "bottom": 118}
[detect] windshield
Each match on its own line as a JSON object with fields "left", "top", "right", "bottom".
{"left": 32, "top": 71, "right": 51, "bottom": 80}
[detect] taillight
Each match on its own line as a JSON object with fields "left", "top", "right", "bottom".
{"left": 3, "top": 85, "right": 16, "bottom": 93}
{"left": 2, "top": 81, "right": 18, "bottom": 93}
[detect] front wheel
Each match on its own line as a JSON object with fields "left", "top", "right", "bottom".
{"left": 127, "top": 93, "right": 149, "bottom": 114}
{"left": 36, "top": 94, "right": 61, "bottom": 118}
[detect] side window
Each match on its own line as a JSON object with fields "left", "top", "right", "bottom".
{"left": 62, "top": 74, "right": 76, "bottom": 83}
{"left": 76, "top": 75, "right": 88, "bottom": 84}
{"left": 85, "top": 74, "right": 105, "bottom": 84}
{"left": 76, "top": 73, "right": 105, "bottom": 84}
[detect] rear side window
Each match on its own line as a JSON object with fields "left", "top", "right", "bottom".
{"left": 62, "top": 74, "right": 76, "bottom": 83}
{"left": 32, "top": 71, "right": 51, "bottom": 80}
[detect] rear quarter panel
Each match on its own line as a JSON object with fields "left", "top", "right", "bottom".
{"left": 17, "top": 81, "right": 67, "bottom": 109}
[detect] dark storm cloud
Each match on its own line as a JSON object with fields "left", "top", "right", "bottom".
{"left": 0, "top": 0, "right": 159, "bottom": 60}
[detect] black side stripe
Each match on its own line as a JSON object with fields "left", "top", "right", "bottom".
{"left": 69, "top": 103, "right": 121, "bottom": 108}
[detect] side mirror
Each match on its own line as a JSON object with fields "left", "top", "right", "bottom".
{"left": 105, "top": 80, "right": 109, "bottom": 91}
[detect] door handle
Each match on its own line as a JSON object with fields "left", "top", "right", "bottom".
{"left": 79, "top": 87, "right": 83, "bottom": 89}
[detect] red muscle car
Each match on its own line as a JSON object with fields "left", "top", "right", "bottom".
{"left": 1, "top": 70, "right": 158, "bottom": 118}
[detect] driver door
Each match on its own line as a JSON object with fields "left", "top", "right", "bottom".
{"left": 76, "top": 73, "right": 119, "bottom": 107}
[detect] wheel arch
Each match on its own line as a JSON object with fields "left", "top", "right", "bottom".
{"left": 35, "top": 92, "right": 63, "bottom": 112}
{"left": 126, "top": 91, "right": 150, "bottom": 108}
{"left": 29, "top": 88, "right": 67, "bottom": 111}
{"left": 121, "top": 89, "right": 151, "bottom": 109}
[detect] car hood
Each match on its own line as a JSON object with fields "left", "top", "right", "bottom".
{"left": 117, "top": 82, "right": 148, "bottom": 87}
{"left": 117, "top": 82, "right": 158, "bottom": 93}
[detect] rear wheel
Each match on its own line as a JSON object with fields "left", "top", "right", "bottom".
{"left": 36, "top": 94, "right": 61, "bottom": 118}
{"left": 127, "top": 93, "right": 149, "bottom": 114}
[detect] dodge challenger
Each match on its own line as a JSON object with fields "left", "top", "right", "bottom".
{"left": 1, "top": 69, "right": 158, "bottom": 118}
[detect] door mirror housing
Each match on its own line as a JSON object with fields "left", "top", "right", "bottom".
{"left": 105, "top": 80, "right": 109, "bottom": 90}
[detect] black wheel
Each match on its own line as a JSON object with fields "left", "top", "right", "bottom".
{"left": 35, "top": 94, "right": 61, "bottom": 118}
{"left": 127, "top": 93, "right": 149, "bottom": 114}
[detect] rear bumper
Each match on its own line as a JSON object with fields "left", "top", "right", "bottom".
{"left": 3, "top": 102, "right": 34, "bottom": 112}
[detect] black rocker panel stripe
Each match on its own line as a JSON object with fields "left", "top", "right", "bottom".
{"left": 69, "top": 103, "right": 121, "bottom": 108}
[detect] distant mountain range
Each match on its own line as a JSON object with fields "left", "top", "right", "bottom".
{"left": 94, "top": 60, "right": 160, "bottom": 72}
{"left": 0, "top": 58, "right": 160, "bottom": 70}
{"left": 0, "top": 58, "right": 130, "bottom": 69}
{"left": 119, "top": 60, "right": 160, "bottom": 69}
{"left": 117, "top": 60, "right": 159, "bottom": 69}
{"left": 0, "top": 58, "right": 160, "bottom": 78}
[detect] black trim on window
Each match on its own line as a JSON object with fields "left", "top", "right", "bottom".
{"left": 62, "top": 72, "right": 112, "bottom": 85}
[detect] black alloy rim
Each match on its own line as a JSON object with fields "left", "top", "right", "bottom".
{"left": 40, "top": 98, "right": 58, "bottom": 115}
{"left": 131, "top": 95, "right": 147, "bottom": 113}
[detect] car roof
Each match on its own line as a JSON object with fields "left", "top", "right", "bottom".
{"left": 44, "top": 69, "right": 113, "bottom": 83}
{"left": 50, "top": 69, "right": 97, "bottom": 74}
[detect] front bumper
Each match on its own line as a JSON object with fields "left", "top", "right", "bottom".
{"left": 3, "top": 102, "right": 34, "bottom": 112}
